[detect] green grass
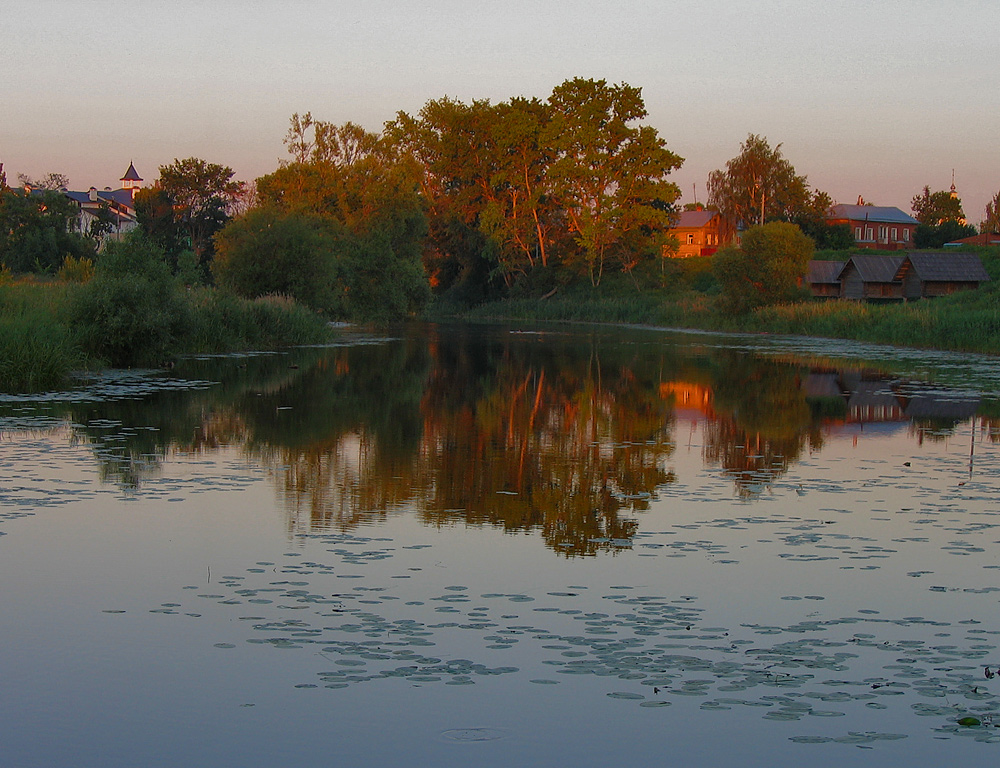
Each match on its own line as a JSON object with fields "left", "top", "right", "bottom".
{"left": 0, "top": 282, "right": 85, "bottom": 391}
{"left": 438, "top": 247, "right": 1000, "bottom": 356}
{"left": 0, "top": 279, "right": 334, "bottom": 393}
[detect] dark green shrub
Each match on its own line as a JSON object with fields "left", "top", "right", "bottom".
{"left": 71, "top": 233, "right": 190, "bottom": 367}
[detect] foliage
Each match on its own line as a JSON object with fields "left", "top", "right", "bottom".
{"left": 213, "top": 207, "right": 340, "bottom": 312}
{"left": 183, "top": 289, "right": 332, "bottom": 353}
{"left": 707, "top": 134, "right": 814, "bottom": 231}
{"left": 387, "top": 78, "right": 683, "bottom": 297}
{"left": 17, "top": 171, "right": 70, "bottom": 191}
{"left": 146, "top": 157, "right": 245, "bottom": 267}
{"left": 0, "top": 188, "right": 96, "bottom": 273}
{"left": 70, "top": 233, "right": 191, "bottom": 367}
{"left": 134, "top": 186, "right": 188, "bottom": 262}
{"left": 911, "top": 185, "right": 966, "bottom": 225}
{"left": 914, "top": 220, "right": 977, "bottom": 249}
{"left": 982, "top": 190, "right": 1000, "bottom": 234}
{"left": 713, "top": 222, "right": 814, "bottom": 314}
{"left": 57, "top": 255, "right": 94, "bottom": 283}
{"left": 0, "top": 282, "right": 82, "bottom": 391}
{"left": 545, "top": 78, "right": 683, "bottom": 286}
{"left": 246, "top": 114, "right": 430, "bottom": 321}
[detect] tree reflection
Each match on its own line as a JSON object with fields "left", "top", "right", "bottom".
{"left": 34, "top": 324, "right": 994, "bottom": 553}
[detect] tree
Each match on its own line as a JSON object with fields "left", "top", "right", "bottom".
{"left": 911, "top": 186, "right": 965, "bottom": 225}
{"left": 982, "top": 190, "right": 1000, "bottom": 234}
{"left": 230, "top": 114, "right": 430, "bottom": 321}
{"left": 544, "top": 78, "right": 683, "bottom": 285}
{"left": 0, "top": 187, "right": 94, "bottom": 273}
{"left": 70, "top": 232, "right": 190, "bottom": 367}
{"left": 16, "top": 171, "right": 70, "bottom": 190}
{"left": 914, "top": 220, "right": 977, "bottom": 249}
{"left": 155, "top": 157, "right": 244, "bottom": 263}
{"left": 707, "top": 135, "right": 811, "bottom": 231}
{"left": 713, "top": 221, "right": 814, "bottom": 314}
{"left": 213, "top": 207, "right": 340, "bottom": 313}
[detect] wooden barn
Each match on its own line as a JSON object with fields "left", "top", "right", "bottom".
{"left": 806, "top": 260, "right": 846, "bottom": 298}
{"left": 838, "top": 255, "right": 905, "bottom": 300}
{"left": 898, "top": 252, "right": 991, "bottom": 299}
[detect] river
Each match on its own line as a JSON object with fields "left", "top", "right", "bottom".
{"left": 1, "top": 321, "right": 999, "bottom": 767}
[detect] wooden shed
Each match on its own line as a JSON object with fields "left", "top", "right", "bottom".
{"left": 898, "top": 252, "right": 991, "bottom": 299}
{"left": 839, "top": 255, "right": 905, "bottom": 300}
{"left": 806, "top": 260, "right": 844, "bottom": 298}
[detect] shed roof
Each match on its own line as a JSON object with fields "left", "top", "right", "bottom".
{"left": 806, "top": 260, "right": 845, "bottom": 285}
{"left": 842, "top": 255, "right": 905, "bottom": 283}
{"left": 903, "top": 252, "right": 991, "bottom": 283}
{"left": 828, "top": 204, "right": 918, "bottom": 225}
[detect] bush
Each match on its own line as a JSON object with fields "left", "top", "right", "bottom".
{"left": 184, "top": 289, "right": 331, "bottom": 352}
{"left": 213, "top": 208, "right": 340, "bottom": 312}
{"left": 714, "top": 222, "right": 814, "bottom": 314}
{"left": 58, "top": 255, "right": 94, "bottom": 283}
{"left": 70, "top": 233, "right": 190, "bottom": 367}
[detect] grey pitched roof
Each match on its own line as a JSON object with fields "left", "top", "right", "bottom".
{"left": 829, "top": 204, "right": 919, "bottom": 225}
{"left": 807, "top": 260, "right": 845, "bottom": 284}
{"left": 98, "top": 189, "right": 136, "bottom": 208}
{"left": 843, "top": 255, "right": 905, "bottom": 282}
{"left": 904, "top": 252, "right": 991, "bottom": 282}
{"left": 675, "top": 210, "right": 718, "bottom": 228}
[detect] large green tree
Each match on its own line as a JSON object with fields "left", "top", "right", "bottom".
{"left": 544, "top": 78, "right": 683, "bottom": 285}
{"left": 228, "top": 114, "right": 430, "bottom": 321}
{"left": 713, "top": 221, "right": 814, "bottom": 314}
{"left": 388, "top": 78, "right": 683, "bottom": 294}
{"left": 707, "top": 135, "right": 813, "bottom": 232}
{"left": 152, "top": 157, "right": 245, "bottom": 263}
{"left": 911, "top": 185, "right": 966, "bottom": 225}
{"left": 0, "top": 187, "right": 94, "bottom": 273}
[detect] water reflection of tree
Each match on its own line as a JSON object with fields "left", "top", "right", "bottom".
{"left": 703, "top": 353, "right": 822, "bottom": 498}
{"left": 411, "top": 328, "right": 676, "bottom": 555}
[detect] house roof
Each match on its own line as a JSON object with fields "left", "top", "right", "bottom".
{"left": 904, "top": 252, "right": 991, "bottom": 283}
{"left": 121, "top": 162, "right": 142, "bottom": 182}
{"left": 946, "top": 233, "right": 1000, "bottom": 247}
{"left": 828, "top": 204, "right": 919, "bottom": 225}
{"left": 842, "top": 255, "right": 905, "bottom": 282}
{"left": 674, "top": 210, "right": 718, "bottom": 228}
{"left": 806, "top": 260, "right": 845, "bottom": 285}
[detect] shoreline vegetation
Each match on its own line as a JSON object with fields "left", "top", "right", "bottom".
{"left": 442, "top": 245, "right": 1000, "bottom": 357}
{"left": 0, "top": 236, "right": 332, "bottom": 394}
{"left": 3, "top": 245, "right": 997, "bottom": 396}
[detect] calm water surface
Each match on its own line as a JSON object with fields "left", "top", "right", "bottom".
{"left": 2, "top": 322, "right": 1000, "bottom": 767}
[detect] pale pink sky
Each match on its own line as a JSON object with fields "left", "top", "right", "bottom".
{"left": 4, "top": 0, "right": 999, "bottom": 222}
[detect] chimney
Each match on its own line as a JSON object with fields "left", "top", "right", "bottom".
{"left": 89, "top": 187, "right": 98, "bottom": 202}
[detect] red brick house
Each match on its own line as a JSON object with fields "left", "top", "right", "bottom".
{"left": 826, "top": 204, "right": 918, "bottom": 250}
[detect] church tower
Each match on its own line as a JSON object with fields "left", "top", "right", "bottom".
{"left": 121, "top": 162, "right": 143, "bottom": 200}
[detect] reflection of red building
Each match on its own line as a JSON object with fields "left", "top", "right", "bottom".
{"left": 659, "top": 382, "right": 715, "bottom": 418}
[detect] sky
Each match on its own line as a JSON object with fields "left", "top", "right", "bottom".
{"left": 3, "top": 0, "right": 999, "bottom": 222}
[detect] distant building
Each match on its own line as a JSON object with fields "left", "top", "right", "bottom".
{"left": 826, "top": 203, "right": 919, "bottom": 250}
{"left": 805, "top": 260, "right": 844, "bottom": 298}
{"left": 805, "top": 252, "right": 990, "bottom": 300}
{"left": 668, "top": 208, "right": 726, "bottom": 257}
{"left": 64, "top": 163, "right": 143, "bottom": 242}
{"left": 946, "top": 232, "right": 1000, "bottom": 247}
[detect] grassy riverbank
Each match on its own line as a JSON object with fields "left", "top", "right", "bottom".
{"left": 0, "top": 278, "right": 332, "bottom": 393}
{"left": 448, "top": 248, "right": 1000, "bottom": 356}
